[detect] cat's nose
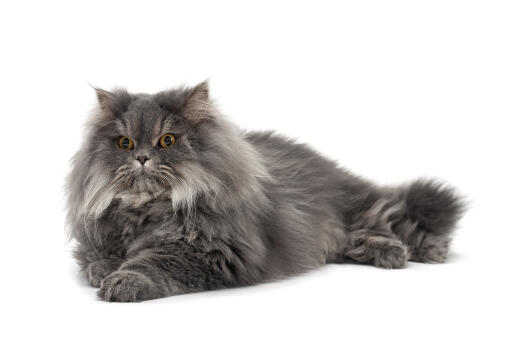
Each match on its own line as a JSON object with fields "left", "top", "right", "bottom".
{"left": 136, "top": 155, "right": 150, "bottom": 165}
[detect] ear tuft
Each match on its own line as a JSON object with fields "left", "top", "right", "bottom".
{"left": 183, "top": 81, "right": 213, "bottom": 123}
{"left": 94, "top": 87, "right": 115, "bottom": 114}
{"left": 91, "top": 86, "right": 131, "bottom": 117}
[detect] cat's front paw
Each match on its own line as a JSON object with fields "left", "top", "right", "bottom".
{"left": 98, "top": 270, "right": 159, "bottom": 302}
{"left": 86, "top": 258, "right": 121, "bottom": 287}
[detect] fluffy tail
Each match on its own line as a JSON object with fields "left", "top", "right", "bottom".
{"left": 342, "top": 177, "right": 466, "bottom": 263}
{"left": 402, "top": 179, "right": 466, "bottom": 235}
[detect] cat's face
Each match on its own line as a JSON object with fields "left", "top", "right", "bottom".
{"left": 84, "top": 83, "right": 218, "bottom": 202}
{"left": 68, "top": 82, "right": 268, "bottom": 222}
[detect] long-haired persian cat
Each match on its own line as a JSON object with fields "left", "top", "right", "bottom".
{"left": 66, "top": 82, "right": 465, "bottom": 302}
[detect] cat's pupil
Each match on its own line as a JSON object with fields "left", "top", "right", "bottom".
{"left": 164, "top": 136, "right": 172, "bottom": 145}
{"left": 122, "top": 138, "right": 130, "bottom": 147}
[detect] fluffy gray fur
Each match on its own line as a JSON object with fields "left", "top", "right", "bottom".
{"left": 66, "top": 82, "right": 465, "bottom": 302}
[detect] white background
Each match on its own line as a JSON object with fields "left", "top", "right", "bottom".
{"left": 0, "top": 1, "right": 511, "bottom": 340}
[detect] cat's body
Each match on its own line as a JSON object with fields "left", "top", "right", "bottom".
{"left": 67, "top": 82, "right": 464, "bottom": 301}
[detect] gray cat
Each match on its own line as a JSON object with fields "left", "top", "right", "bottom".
{"left": 66, "top": 82, "right": 465, "bottom": 302}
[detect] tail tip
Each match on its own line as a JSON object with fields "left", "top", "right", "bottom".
{"left": 405, "top": 179, "right": 466, "bottom": 234}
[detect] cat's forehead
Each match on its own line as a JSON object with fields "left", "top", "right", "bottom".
{"left": 115, "top": 98, "right": 157, "bottom": 130}
{"left": 115, "top": 97, "right": 182, "bottom": 136}
{"left": 127, "top": 97, "right": 161, "bottom": 116}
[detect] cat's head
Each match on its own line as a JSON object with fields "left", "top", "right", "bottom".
{"left": 66, "top": 82, "right": 269, "bottom": 224}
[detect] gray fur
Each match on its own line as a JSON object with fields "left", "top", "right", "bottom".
{"left": 66, "top": 82, "right": 466, "bottom": 302}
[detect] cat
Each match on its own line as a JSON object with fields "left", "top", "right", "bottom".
{"left": 66, "top": 81, "right": 465, "bottom": 302}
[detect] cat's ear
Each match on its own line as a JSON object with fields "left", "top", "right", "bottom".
{"left": 92, "top": 86, "right": 131, "bottom": 118}
{"left": 95, "top": 88, "right": 115, "bottom": 114}
{"left": 182, "top": 81, "right": 214, "bottom": 123}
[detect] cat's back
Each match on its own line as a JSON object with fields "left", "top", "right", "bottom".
{"left": 243, "top": 130, "right": 341, "bottom": 184}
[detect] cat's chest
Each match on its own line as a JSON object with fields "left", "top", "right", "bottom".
{"left": 107, "top": 197, "right": 176, "bottom": 247}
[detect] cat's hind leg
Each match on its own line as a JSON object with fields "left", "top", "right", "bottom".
{"left": 346, "top": 230, "right": 410, "bottom": 269}
{"left": 342, "top": 196, "right": 410, "bottom": 269}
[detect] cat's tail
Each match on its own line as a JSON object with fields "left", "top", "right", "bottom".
{"left": 398, "top": 179, "right": 466, "bottom": 236}
{"left": 387, "top": 179, "right": 466, "bottom": 263}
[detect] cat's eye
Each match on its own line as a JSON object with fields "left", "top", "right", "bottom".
{"left": 118, "top": 136, "right": 134, "bottom": 150}
{"left": 159, "top": 134, "right": 176, "bottom": 148}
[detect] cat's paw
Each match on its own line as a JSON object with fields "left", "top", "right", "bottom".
{"left": 373, "top": 238, "right": 410, "bottom": 269}
{"left": 97, "top": 270, "right": 157, "bottom": 302}
{"left": 86, "top": 259, "right": 121, "bottom": 288}
{"left": 347, "top": 235, "right": 409, "bottom": 269}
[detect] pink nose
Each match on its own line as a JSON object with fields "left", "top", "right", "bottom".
{"left": 136, "top": 155, "right": 150, "bottom": 165}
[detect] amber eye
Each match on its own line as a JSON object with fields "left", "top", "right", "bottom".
{"left": 118, "top": 136, "right": 134, "bottom": 150}
{"left": 159, "top": 134, "right": 176, "bottom": 148}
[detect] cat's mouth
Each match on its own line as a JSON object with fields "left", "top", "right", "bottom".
{"left": 131, "top": 168, "right": 173, "bottom": 192}
{"left": 126, "top": 175, "right": 163, "bottom": 194}
{"left": 113, "top": 162, "right": 175, "bottom": 195}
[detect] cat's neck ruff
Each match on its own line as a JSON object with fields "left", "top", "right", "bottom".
{"left": 114, "top": 190, "right": 168, "bottom": 209}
